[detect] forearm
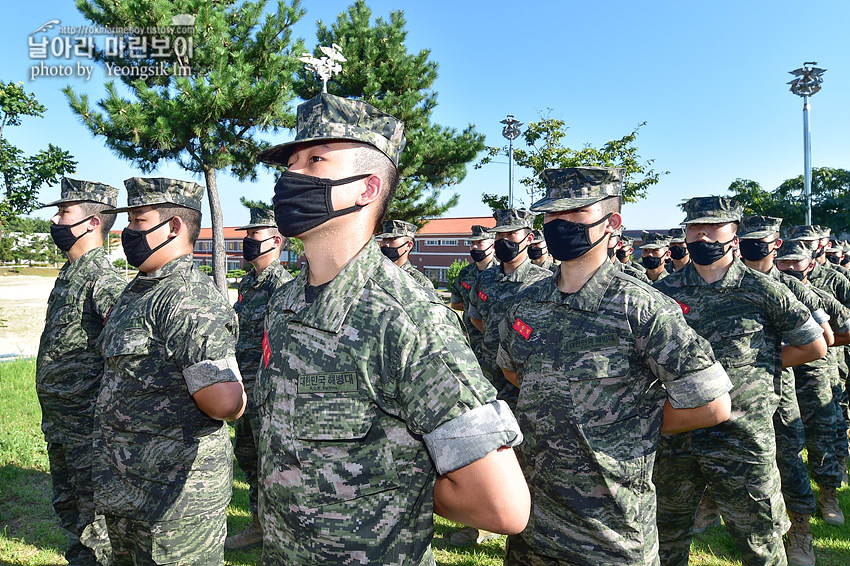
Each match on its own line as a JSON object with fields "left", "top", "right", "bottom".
{"left": 781, "top": 336, "right": 827, "bottom": 368}
{"left": 470, "top": 317, "right": 484, "bottom": 332}
{"left": 433, "top": 447, "right": 529, "bottom": 534}
{"left": 502, "top": 368, "right": 519, "bottom": 387}
{"left": 661, "top": 394, "right": 731, "bottom": 434}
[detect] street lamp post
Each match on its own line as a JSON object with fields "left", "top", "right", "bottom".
{"left": 788, "top": 62, "right": 826, "bottom": 225}
{"left": 500, "top": 115, "right": 523, "bottom": 208}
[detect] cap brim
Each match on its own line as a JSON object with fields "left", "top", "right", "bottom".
{"left": 641, "top": 244, "right": 669, "bottom": 250}
{"left": 235, "top": 223, "right": 277, "bottom": 231}
{"left": 776, "top": 253, "right": 811, "bottom": 261}
{"left": 490, "top": 224, "right": 531, "bottom": 233}
{"left": 738, "top": 229, "right": 776, "bottom": 240}
{"left": 258, "top": 135, "right": 379, "bottom": 166}
{"left": 468, "top": 234, "right": 494, "bottom": 241}
{"left": 39, "top": 197, "right": 106, "bottom": 208}
{"left": 529, "top": 195, "right": 608, "bottom": 213}
{"left": 682, "top": 216, "right": 740, "bottom": 225}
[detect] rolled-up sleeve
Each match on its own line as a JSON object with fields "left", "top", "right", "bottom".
{"left": 183, "top": 356, "right": 242, "bottom": 395}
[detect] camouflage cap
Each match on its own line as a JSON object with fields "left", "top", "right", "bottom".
{"left": 738, "top": 215, "right": 783, "bottom": 240}
{"left": 621, "top": 235, "right": 635, "bottom": 247}
{"left": 667, "top": 227, "right": 686, "bottom": 243}
{"left": 257, "top": 93, "right": 406, "bottom": 168}
{"left": 468, "top": 224, "right": 494, "bottom": 242}
{"left": 640, "top": 231, "right": 671, "bottom": 249}
{"left": 787, "top": 225, "right": 820, "bottom": 241}
{"left": 776, "top": 240, "right": 812, "bottom": 262}
{"left": 41, "top": 177, "right": 119, "bottom": 208}
{"left": 376, "top": 219, "right": 417, "bottom": 239}
{"left": 235, "top": 207, "right": 277, "bottom": 230}
{"left": 104, "top": 177, "right": 204, "bottom": 214}
{"left": 611, "top": 225, "right": 625, "bottom": 239}
{"left": 531, "top": 229, "right": 546, "bottom": 244}
{"left": 825, "top": 240, "right": 841, "bottom": 253}
{"left": 530, "top": 167, "right": 624, "bottom": 213}
{"left": 681, "top": 196, "right": 743, "bottom": 224}
{"left": 843, "top": 241, "right": 850, "bottom": 253}
{"left": 491, "top": 208, "right": 535, "bottom": 233}
{"left": 815, "top": 225, "right": 831, "bottom": 238}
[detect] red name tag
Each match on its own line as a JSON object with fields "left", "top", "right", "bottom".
{"left": 461, "top": 281, "right": 471, "bottom": 290}
{"left": 238, "top": 293, "right": 243, "bottom": 303}
{"left": 676, "top": 300, "right": 691, "bottom": 315}
{"left": 512, "top": 318, "right": 532, "bottom": 340}
{"left": 478, "top": 290, "right": 488, "bottom": 302}
{"left": 262, "top": 331, "right": 271, "bottom": 368}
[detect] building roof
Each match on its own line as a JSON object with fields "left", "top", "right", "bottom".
{"left": 417, "top": 216, "right": 496, "bottom": 236}
{"left": 198, "top": 227, "right": 244, "bottom": 240}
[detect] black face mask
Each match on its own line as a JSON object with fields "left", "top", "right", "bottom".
{"left": 670, "top": 245, "right": 688, "bottom": 260}
{"left": 841, "top": 257, "right": 850, "bottom": 267}
{"left": 641, "top": 256, "right": 664, "bottom": 270}
{"left": 243, "top": 236, "right": 274, "bottom": 262}
{"left": 615, "top": 249, "right": 629, "bottom": 261}
{"left": 780, "top": 266, "right": 808, "bottom": 281}
{"left": 739, "top": 239, "right": 775, "bottom": 262}
{"left": 607, "top": 247, "right": 616, "bottom": 259}
{"left": 543, "top": 214, "right": 612, "bottom": 262}
{"left": 827, "top": 254, "right": 841, "bottom": 265}
{"left": 380, "top": 243, "right": 409, "bottom": 261}
{"left": 469, "top": 245, "right": 492, "bottom": 263}
{"left": 687, "top": 238, "right": 735, "bottom": 266}
{"left": 813, "top": 246, "right": 826, "bottom": 258}
{"left": 272, "top": 171, "right": 370, "bottom": 237}
{"left": 121, "top": 217, "right": 174, "bottom": 268}
{"left": 528, "top": 246, "right": 546, "bottom": 260}
{"left": 494, "top": 238, "right": 528, "bottom": 263}
{"left": 50, "top": 215, "right": 94, "bottom": 252}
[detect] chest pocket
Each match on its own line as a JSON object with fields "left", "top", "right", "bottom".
{"left": 102, "top": 327, "right": 150, "bottom": 359}
{"left": 293, "top": 393, "right": 400, "bottom": 507}
{"left": 711, "top": 315, "right": 764, "bottom": 368}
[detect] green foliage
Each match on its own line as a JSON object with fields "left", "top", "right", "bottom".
{"left": 112, "top": 258, "right": 137, "bottom": 270}
{"left": 477, "top": 112, "right": 667, "bottom": 206}
{"left": 64, "top": 0, "right": 306, "bottom": 296}
{"left": 481, "top": 193, "right": 509, "bottom": 214}
{"left": 0, "top": 81, "right": 77, "bottom": 222}
{"left": 198, "top": 264, "right": 213, "bottom": 275}
{"left": 2, "top": 216, "right": 52, "bottom": 234}
{"left": 227, "top": 268, "right": 247, "bottom": 279}
{"left": 292, "top": 0, "right": 485, "bottom": 224}
{"left": 727, "top": 167, "right": 850, "bottom": 235}
{"left": 446, "top": 258, "right": 468, "bottom": 287}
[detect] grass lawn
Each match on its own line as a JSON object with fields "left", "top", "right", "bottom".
{"left": 2, "top": 357, "right": 849, "bottom": 565}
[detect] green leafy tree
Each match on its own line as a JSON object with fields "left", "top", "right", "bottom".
{"left": 0, "top": 81, "right": 77, "bottom": 223}
{"left": 446, "top": 258, "right": 468, "bottom": 287}
{"left": 727, "top": 168, "right": 850, "bottom": 235}
{"left": 198, "top": 264, "right": 213, "bottom": 275}
{"left": 481, "top": 193, "right": 509, "bottom": 215}
{"left": 0, "top": 234, "right": 14, "bottom": 263}
{"left": 292, "top": 0, "right": 485, "bottom": 224}
{"left": 478, "top": 112, "right": 667, "bottom": 206}
{"left": 65, "top": 0, "right": 305, "bottom": 297}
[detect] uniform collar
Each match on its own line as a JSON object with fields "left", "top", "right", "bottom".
{"left": 59, "top": 247, "right": 104, "bottom": 280}
{"left": 127, "top": 253, "right": 194, "bottom": 292}
{"left": 275, "top": 240, "right": 379, "bottom": 333}
{"left": 543, "top": 260, "right": 614, "bottom": 313}
{"left": 499, "top": 257, "right": 535, "bottom": 282}
{"left": 250, "top": 258, "right": 282, "bottom": 287}
{"left": 680, "top": 257, "right": 746, "bottom": 288}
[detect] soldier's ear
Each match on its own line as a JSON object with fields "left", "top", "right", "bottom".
{"left": 606, "top": 212, "right": 623, "bottom": 232}
{"left": 356, "top": 174, "right": 382, "bottom": 206}
{"left": 168, "top": 216, "right": 184, "bottom": 238}
{"left": 87, "top": 215, "right": 101, "bottom": 233}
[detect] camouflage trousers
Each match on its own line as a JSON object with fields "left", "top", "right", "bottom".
{"left": 794, "top": 365, "right": 843, "bottom": 487}
{"left": 774, "top": 369, "right": 816, "bottom": 515}
{"left": 104, "top": 509, "right": 226, "bottom": 566}
{"left": 233, "top": 404, "right": 260, "bottom": 514}
{"left": 504, "top": 529, "right": 660, "bottom": 566}
{"left": 832, "top": 381, "right": 849, "bottom": 460}
{"left": 654, "top": 428, "right": 788, "bottom": 566}
{"left": 47, "top": 441, "right": 112, "bottom": 566}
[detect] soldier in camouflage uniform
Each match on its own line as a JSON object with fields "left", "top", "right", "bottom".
{"left": 667, "top": 227, "right": 690, "bottom": 272}
{"left": 377, "top": 218, "right": 436, "bottom": 292}
{"left": 652, "top": 197, "right": 826, "bottom": 566}
{"left": 640, "top": 231, "right": 671, "bottom": 284}
{"left": 449, "top": 224, "right": 498, "bottom": 362}
{"left": 609, "top": 226, "right": 652, "bottom": 283}
{"left": 254, "top": 93, "right": 529, "bottom": 565}
{"left": 739, "top": 217, "right": 841, "bottom": 565}
{"left": 36, "top": 178, "right": 125, "bottom": 566}
{"left": 97, "top": 177, "right": 246, "bottom": 565}
{"left": 528, "top": 229, "right": 557, "bottom": 271}
{"left": 225, "top": 208, "right": 293, "bottom": 550}
{"left": 497, "top": 167, "right": 732, "bottom": 566}
{"left": 788, "top": 225, "right": 850, "bottom": 524}
{"left": 468, "top": 209, "right": 552, "bottom": 409}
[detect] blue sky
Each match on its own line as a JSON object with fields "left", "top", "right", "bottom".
{"left": 2, "top": 1, "right": 848, "bottom": 230}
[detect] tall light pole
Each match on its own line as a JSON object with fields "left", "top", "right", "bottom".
{"left": 788, "top": 62, "right": 826, "bottom": 225}
{"left": 501, "top": 115, "right": 523, "bottom": 208}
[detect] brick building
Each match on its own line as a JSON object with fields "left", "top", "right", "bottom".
{"left": 409, "top": 216, "right": 497, "bottom": 285}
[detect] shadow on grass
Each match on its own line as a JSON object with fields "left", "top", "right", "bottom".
{"left": 0, "top": 465, "right": 67, "bottom": 565}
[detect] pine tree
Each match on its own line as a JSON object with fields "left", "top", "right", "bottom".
{"left": 64, "top": 0, "right": 305, "bottom": 297}
{"left": 292, "top": 1, "right": 484, "bottom": 226}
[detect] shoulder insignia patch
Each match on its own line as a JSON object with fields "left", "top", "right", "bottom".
{"left": 512, "top": 318, "right": 533, "bottom": 340}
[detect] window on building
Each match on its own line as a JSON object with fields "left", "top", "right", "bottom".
{"left": 424, "top": 267, "right": 448, "bottom": 283}
{"left": 440, "top": 240, "right": 458, "bottom": 246}
{"left": 424, "top": 240, "right": 440, "bottom": 246}
{"left": 195, "top": 241, "right": 211, "bottom": 251}
{"left": 225, "top": 241, "right": 243, "bottom": 252}
{"left": 412, "top": 240, "right": 420, "bottom": 253}
{"left": 227, "top": 261, "right": 242, "bottom": 272}
{"left": 464, "top": 240, "right": 472, "bottom": 246}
